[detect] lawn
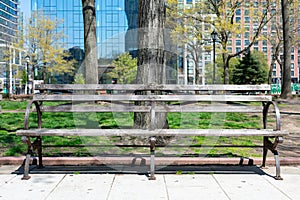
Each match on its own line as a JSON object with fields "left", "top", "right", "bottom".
{"left": 0, "top": 100, "right": 269, "bottom": 158}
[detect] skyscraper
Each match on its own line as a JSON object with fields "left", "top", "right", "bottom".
{"left": 0, "top": 0, "right": 22, "bottom": 93}
{"left": 0, "top": 0, "right": 19, "bottom": 44}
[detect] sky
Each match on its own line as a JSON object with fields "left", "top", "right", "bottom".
{"left": 20, "top": 0, "right": 31, "bottom": 18}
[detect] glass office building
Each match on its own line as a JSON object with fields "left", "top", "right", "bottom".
{"left": 0, "top": 0, "right": 22, "bottom": 92}
{"left": 31, "top": 0, "right": 138, "bottom": 59}
{"left": 0, "top": 0, "right": 19, "bottom": 44}
{"left": 31, "top": 0, "right": 178, "bottom": 84}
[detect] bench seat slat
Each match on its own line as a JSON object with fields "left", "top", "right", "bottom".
{"left": 155, "top": 105, "right": 263, "bottom": 113}
{"left": 39, "top": 105, "right": 151, "bottom": 112}
{"left": 16, "top": 129, "right": 288, "bottom": 137}
{"left": 34, "top": 94, "right": 272, "bottom": 102}
{"left": 37, "top": 104, "right": 262, "bottom": 113}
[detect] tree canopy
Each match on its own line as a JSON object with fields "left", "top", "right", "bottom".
{"left": 232, "top": 51, "right": 268, "bottom": 85}
{"left": 24, "top": 11, "right": 75, "bottom": 83}
{"left": 108, "top": 52, "right": 137, "bottom": 84}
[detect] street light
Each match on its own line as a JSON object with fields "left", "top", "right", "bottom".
{"left": 211, "top": 30, "right": 218, "bottom": 84}
{"left": 25, "top": 55, "right": 30, "bottom": 94}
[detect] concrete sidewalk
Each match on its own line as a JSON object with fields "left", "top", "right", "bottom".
{"left": 0, "top": 165, "right": 300, "bottom": 200}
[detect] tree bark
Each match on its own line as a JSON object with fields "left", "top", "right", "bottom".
{"left": 134, "top": 0, "right": 169, "bottom": 143}
{"left": 280, "top": 0, "right": 292, "bottom": 98}
{"left": 82, "top": 0, "right": 98, "bottom": 84}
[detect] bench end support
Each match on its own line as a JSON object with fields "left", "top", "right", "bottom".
{"left": 149, "top": 136, "right": 156, "bottom": 180}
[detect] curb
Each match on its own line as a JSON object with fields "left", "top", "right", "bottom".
{"left": 1, "top": 156, "right": 300, "bottom": 166}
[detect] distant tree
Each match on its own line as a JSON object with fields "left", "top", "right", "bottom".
{"left": 82, "top": 0, "right": 98, "bottom": 84}
{"left": 73, "top": 73, "right": 85, "bottom": 84}
{"left": 205, "top": 55, "right": 240, "bottom": 84}
{"left": 108, "top": 52, "right": 137, "bottom": 84}
{"left": 232, "top": 51, "right": 268, "bottom": 85}
{"left": 25, "top": 11, "right": 75, "bottom": 83}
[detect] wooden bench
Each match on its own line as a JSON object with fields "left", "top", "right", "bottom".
{"left": 16, "top": 84, "right": 288, "bottom": 180}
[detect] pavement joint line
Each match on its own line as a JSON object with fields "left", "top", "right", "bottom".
{"left": 163, "top": 175, "right": 170, "bottom": 200}
{"left": 212, "top": 174, "right": 231, "bottom": 200}
{"left": 263, "top": 175, "right": 293, "bottom": 200}
{"left": 106, "top": 174, "right": 116, "bottom": 200}
{"left": 45, "top": 174, "right": 67, "bottom": 200}
{"left": 0, "top": 175, "right": 17, "bottom": 187}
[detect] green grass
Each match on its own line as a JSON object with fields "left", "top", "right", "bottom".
{"left": 0, "top": 100, "right": 268, "bottom": 157}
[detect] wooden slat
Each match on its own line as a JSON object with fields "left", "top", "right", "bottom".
{"left": 35, "top": 84, "right": 271, "bottom": 92}
{"left": 36, "top": 104, "right": 262, "bottom": 113}
{"left": 39, "top": 105, "right": 151, "bottom": 112}
{"left": 16, "top": 128, "right": 288, "bottom": 137}
{"left": 155, "top": 105, "right": 263, "bottom": 113}
{"left": 33, "top": 94, "right": 272, "bottom": 102}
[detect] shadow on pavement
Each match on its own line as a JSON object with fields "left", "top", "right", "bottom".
{"left": 13, "top": 164, "right": 270, "bottom": 178}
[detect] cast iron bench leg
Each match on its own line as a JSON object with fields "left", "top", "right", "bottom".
{"left": 22, "top": 153, "right": 31, "bottom": 180}
{"left": 263, "top": 136, "right": 283, "bottom": 180}
{"left": 149, "top": 137, "right": 156, "bottom": 180}
{"left": 274, "top": 150, "right": 283, "bottom": 180}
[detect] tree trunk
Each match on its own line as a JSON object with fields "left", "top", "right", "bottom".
{"left": 82, "top": 0, "right": 98, "bottom": 84}
{"left": 134, "top": 0, "right": 169, "bottom": 144}
{"left": 223, "top": 53, "right": 230, "bottom": 84}
{"left": 280, "top": 0, "right": 292, "bottom": 98}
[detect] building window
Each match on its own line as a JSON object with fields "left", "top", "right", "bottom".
{"left": 244, "top": 17, "right": 250, "bottom": 23}
{"left": 262, "top": 41, "right": 267, "bottom": 46}
{"left": 291, "top": 55, "right": 294, "bottom": 60}
{"left": 263, "top": 47, "right": 267, "bottom": 53}
{"left": 236, "top": 40, "right": 241, "bottom": 46}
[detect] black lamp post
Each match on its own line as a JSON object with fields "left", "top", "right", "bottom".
{"left": 211, "top": 30, "right": 218, "bottom": 84}
{"left": 25, "top": 55, "right": 30, "bottom": 94}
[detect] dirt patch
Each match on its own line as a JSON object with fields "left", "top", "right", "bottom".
{"left": 277, "top": 101, "right": 300, "bottom": 157}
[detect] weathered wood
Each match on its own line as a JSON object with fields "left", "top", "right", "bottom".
{"left": 155, "top": 105, "right": 263, "bottom": 113}
{"left": 35, "top": 84, "right": 271, "bottom": 92}
{"left": 34, "top": 94, "right": 272, "bottom": 102}
{"left": 16, "top": 128, "right": 288, "bottom": 137}
{"left": 39, "top": 105, "right": 151, "bottom": 112}
{"left": 36, "top": 104, "right": 262, "bottom": 113}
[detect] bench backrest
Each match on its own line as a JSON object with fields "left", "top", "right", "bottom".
{"left": 33, "top": 84, "right": 271, "bottom": 114}
{"left": 34, "top": 84, "right": 271, "bottom": 101}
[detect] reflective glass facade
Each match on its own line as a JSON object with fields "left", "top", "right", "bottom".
{"left": 0, "top": 0, "right": 19, "bottom": 44}
{"left": 31, "top": 0, "right": 138, "bottom": 59}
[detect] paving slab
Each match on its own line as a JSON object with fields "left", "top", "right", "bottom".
{"left": 262, "top": 165, "right": 300, "bottom": 175}
{"left": 107, "top": 174, "right": 168, "bottom": 200}
{"left": 214, "top": 174, "right": 291, "bottom": 200}
{"left": 263, "top": 174, "right": 300, "bottom": 200}
{"left": 164, "top": 174, "right": 228, "bottom": 200}
{"left": 47, "top": 174, "right": 114, "bottom": 200}
{"left": 0, "top": 174, "right": 65, "bottom": 200}
{"left": 0, "top": 165, "right": 19, "bottom": 174}
{"left": 0, "top": 175, "right": 16, "bottom": 187}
